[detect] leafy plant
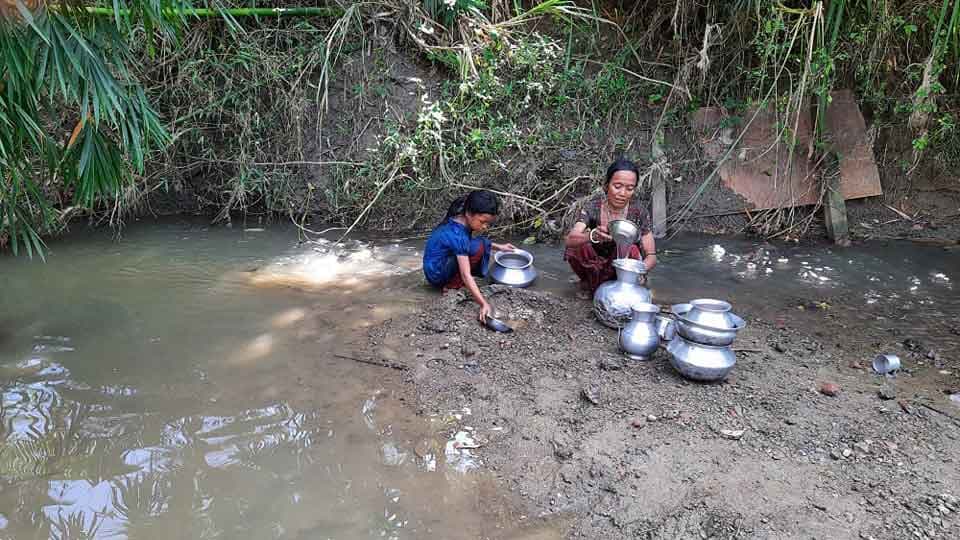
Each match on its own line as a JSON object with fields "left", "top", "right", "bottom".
{"left": 0, "top": 1, "right": 201, "bottom": 257}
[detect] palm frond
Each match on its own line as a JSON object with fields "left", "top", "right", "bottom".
{"left": 0, "top": 1, "right": 182, "bottom": 257}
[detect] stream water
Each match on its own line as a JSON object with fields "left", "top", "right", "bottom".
{"left": 1, "top": 219, "right": 957, "bottom": 539}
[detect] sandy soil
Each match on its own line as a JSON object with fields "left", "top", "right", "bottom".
{"left": 364, "top": 285, "right": 960, "bottom": 539}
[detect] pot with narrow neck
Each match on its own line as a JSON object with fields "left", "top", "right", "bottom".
{"left": 619, "top": 303, "right": 661, "bottom": 360}
{"left": 593, "top": 258, "right": 651, "bottom": 329}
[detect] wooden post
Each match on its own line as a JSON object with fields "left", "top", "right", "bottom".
{"left": 651, "top": 138, "right": 667, "bottom": 238}
{"left": 823, "top": 162, "right": 850, "bottom": 245}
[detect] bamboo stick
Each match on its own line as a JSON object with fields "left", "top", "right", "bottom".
{"left": 67, "top": 6, "right": 344, "bottom": 18}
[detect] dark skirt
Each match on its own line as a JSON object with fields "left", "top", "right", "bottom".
{"left": 439, "top": 239, "right": 486, "bottom": 290}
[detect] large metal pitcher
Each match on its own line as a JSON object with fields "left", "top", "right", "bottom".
{"left": 593, "top": 258, "right": 651, "bottom": 328}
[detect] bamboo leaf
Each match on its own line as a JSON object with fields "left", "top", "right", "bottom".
{"left": 14, "top": 0, "right": 50, "bottom": 45}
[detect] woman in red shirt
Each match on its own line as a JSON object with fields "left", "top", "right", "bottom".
{"left": 564, "top": 158, "right": 658, "bottom": 296}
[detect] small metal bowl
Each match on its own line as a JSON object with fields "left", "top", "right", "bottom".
{"left": 608, "top": 219, "right": 640, "bottom": 246}
{"left": 483, "top": 317, "right": 513, "bottom": 333}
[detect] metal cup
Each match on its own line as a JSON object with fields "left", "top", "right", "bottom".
{"left": 872, "top": 354, "right": 901, "bottom": 375}
{"left": 655, "top": 315, "right": 676, "bottom": 342}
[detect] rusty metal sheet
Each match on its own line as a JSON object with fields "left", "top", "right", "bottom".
{"left": 824, "top": 89, "right": 883, "bottom": 200}
{"left": 718, "top": 105, "right": 821, "bottom": 210}
{"left": 692, "top": 93, "right": 881, "bottom": 211}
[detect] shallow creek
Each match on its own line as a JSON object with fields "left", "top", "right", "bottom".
{"left": 0, "top": 219, "right": 957, "bottom": 538}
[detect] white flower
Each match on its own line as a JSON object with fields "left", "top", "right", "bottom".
{"left": 418, "top": 23, "right": 434, "bottom": 35}
{"left": 443, "top": 0, "right": 456, "bottom": 8}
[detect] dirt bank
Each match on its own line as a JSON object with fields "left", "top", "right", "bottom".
{"left": 365, "top": 286, "right": 960, "bottom": 539}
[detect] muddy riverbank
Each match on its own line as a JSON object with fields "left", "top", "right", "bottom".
{"left": 366, "top": 285, "right": 960, "bottom": 539}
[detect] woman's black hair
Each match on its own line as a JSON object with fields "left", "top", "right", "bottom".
{"left": 605, "top": 157, "right": 640, "bottom": 186}
{"left": 443, "top": 189, "right": 499, "bottom": 223}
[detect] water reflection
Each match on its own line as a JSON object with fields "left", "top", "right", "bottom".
{"left": 0, "top": 221, "right": 522, "bottom": 540}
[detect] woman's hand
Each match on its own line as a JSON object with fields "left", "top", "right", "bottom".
{"left": 493, "top": 242, "right": 516, "bottom": 252}
{"left": 594, "top": 225, "right": 613, "bottom": 243}
{"left": 479, "top": 302, "right": 493, "bottom": 322}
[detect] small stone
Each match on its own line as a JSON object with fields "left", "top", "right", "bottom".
{"left": 854, "top": 442, "right": 871, "bottom": 453}
{"left": 830, "top": 450, "right": 843, "bottom": 460}
{"left": 647, "top": 414, "right": 658, "bottom": 422}
{"left": 599, "top": 357, "right": 623, "bottom": 371}
{"left": 843, "top": 448, "right": 853, "bottom": 458}
{"left": 819, "top": 382, "right": 842, "bottom": 397}
{"left": 774, "top": 342, "right": 787, "bottom": 353}
{"left": 938, "top": 504, "right": 950, "bottom": 515}
{"left": 423, "top": 319, "right": 447, "bottom": 333}
{"left": 720, "top": 429, "right": 745, "bottom": 440}
{"left": 631, "top": 418, "right": 644, "bottom": 428}
{"left": 878, "top": 385, "right": 897, "bottom": 400}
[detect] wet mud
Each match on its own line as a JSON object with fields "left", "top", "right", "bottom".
{"left": 368, "top": 286, "right": 960, "bottom": 539}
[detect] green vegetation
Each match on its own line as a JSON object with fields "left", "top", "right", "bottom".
{"left": 2, "top": 1, "right": 959, "bottom": 255}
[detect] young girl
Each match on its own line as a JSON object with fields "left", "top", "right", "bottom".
{"left": 423, "top": 190, "right": 516, "bottom": 321}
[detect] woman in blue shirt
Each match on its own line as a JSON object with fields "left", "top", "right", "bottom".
{"left": 423, "top": 190, "right": 515, "bottom": 321}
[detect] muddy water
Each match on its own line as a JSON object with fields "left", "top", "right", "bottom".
{"left": 0, "top": 220, "right": 546, "bottom": 540}
{"left": 2, "top": 223, "right": 958, "bottom": 539}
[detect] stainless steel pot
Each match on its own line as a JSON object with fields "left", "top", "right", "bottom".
{"left": 666, "top": 335, "right": 737, "bottom": 382}
{"left": 674, "top": 314, "right": 745, "bottom": 346}
{"left": 670, "top": 302, "right": 746, "bottom": 346}
{"left": 682, "top": 298, "right": 738, "bottom": 329}
{"left": 593, "top": 258, "right": 651, "bottom": 328}
{"left": 489, "top": 249, "right": 537, "bottom": 288}
{"left": 619, "top": 303, "right": 660, "bottom": 360}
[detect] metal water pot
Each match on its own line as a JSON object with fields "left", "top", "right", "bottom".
{"left": 593, "top": 258, "right": 651, "bottom": 328}
{"left": 666, "top": 335, "right": 737, "bottom": 382}
{"left": 489, "top": 249, "right": 537, "bottom": 288}
{"left": 619, "top": 303, "right": 661, "bottom": 360}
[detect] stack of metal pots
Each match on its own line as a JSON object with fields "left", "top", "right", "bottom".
{"left": 664, "top": 299, "right": 746, "bottom": 382}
